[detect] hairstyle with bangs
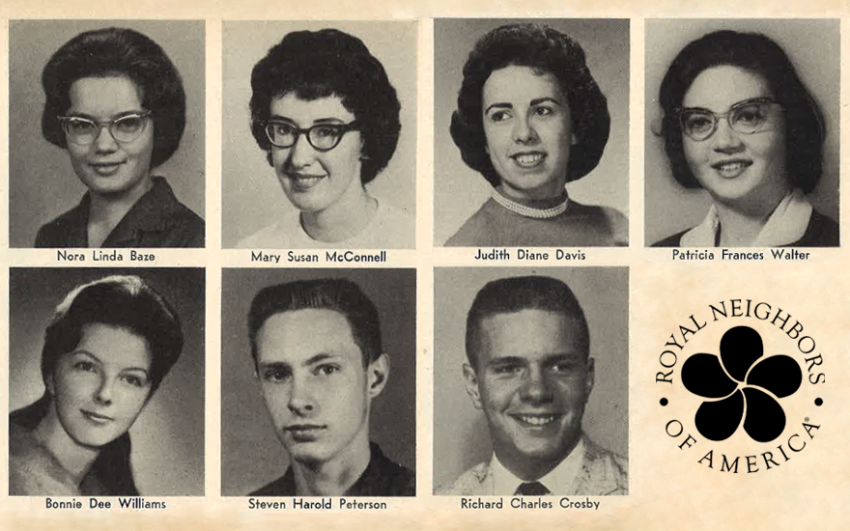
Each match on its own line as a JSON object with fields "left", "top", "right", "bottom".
{"left": 450, "top": 23, "right": 610, "bottom": 187}
{"left": 249, "top": 29, "right": 401, "bottom": 184}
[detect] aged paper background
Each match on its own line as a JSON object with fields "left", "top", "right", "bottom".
{"left": 0, "top": 0, "right": 847, "bottom": 529}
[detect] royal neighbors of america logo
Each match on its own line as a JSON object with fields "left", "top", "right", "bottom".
{"left": 656, "top": 299, "right": 825, "bottom": 474}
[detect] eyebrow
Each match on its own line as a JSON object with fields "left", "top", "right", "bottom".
{"left": 70, "top": 350, "right": 151, "bottom": 376}
{"left": 267, "top": 115, "right": 346, "bottom": 126}
{"left": 681, "top": 97, "right": 773, "bottom": 113}
{"left": 487, "top": 352, "right": 584, "bottom": 365}
{"left": 64, "top": 110, "right": 146, "bottom": 119}
{"left": 484, "top": 97, "right": 565, "bottom": 115}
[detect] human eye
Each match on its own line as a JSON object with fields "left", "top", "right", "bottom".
{"left": 262, "top": 365, "right": 291, "bottom": 383}
{"left": 311, "top": 125, "right": 341, "bottom": 139}
{"left": 551, "top": 360, "right": 581, "bottom": 374}
{"left": 732, "top": 103, "right": 768, "bottom": 128}
{"left": 486, "top": 109, "right": 512, "bottom": 123}
{"left": 682, "top": 111, "right": 715, "bottom": 134}
{"left": 113, "top": 114, "right": 145, "bottom": 134}
{"left": 74, "top": 360, "right": 96, "bottom": 372}
{"left": 65, "top": 117, "right": 96, "bottom": 135}
{"left": 314, "top": 364, "right": 341, "bottom": 377}
{"left": 491, "top": 361, "right": 523, "bottom": 375}
{"left": 532, "top": 105, "right": 555, "bottom": 117}
{"left": 121, "top": 373, "right": 148, "bottom": 388}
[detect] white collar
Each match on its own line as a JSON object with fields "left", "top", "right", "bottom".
{"left": 490, "top": 437, "right": 586, "bottom": 496}
{"left": 681, "top": 189, "right": 813, "bottom": 247}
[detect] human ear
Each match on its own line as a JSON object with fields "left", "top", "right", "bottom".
{"left": 368, "top": 353, "right": 390, "bottom": 398}
{"left": 463, "top": 363, "right": 483, "bottom": 410}
{"left": 584, "top": 358, "right": 595, "bottom": 399}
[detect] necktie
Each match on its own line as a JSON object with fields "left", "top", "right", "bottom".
{"left": 515, "top": 481, "right": 550, "bottom": 496}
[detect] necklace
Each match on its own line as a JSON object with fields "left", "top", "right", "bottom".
{"left": 492, "top": 190, "right": 569, "bottom": 219}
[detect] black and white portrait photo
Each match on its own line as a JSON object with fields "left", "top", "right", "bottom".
{"left": 221, "top": 268, "right": 416, "bottom": 496}
{"left": 8, "top": 20, "right": 206, "bottom": 249}
{"left": 645, "top": 19, "right": 839, "bottom": 247}
{"left": 222, "top": 21, "right": 417, "bottom": 249}
{"left": 8, "top": 268, "right": 205, "bottom": 496}
{"left": 433, "top": 19, "right": 630, "bottom": 247}
{"left": 434, "top": 267, "right": 628, "bottom": 496}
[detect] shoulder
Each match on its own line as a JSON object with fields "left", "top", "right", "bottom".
{"left": 794, "top": 209, "right": 839, "bottom": 247}
{"left": 436, "top": 462, "right": 491, "bottom": 496}
{"left": 368, "top": 447, "right": 416, "bottom": 496}
{"left": 652, "top": 229, "right": 687, "bottom": 247}
{"left": 237, "top": 215, "right": 301, "bottom": 249}
{"left": 249, "top": 473, "right": 294, "bottom": 496}
{"left": 35, "top": 204, "right": 83, "bottom": 248}
{"left": 577, "top": 436, "right": 628, "bottom": 496}
{"left": 569, "top": 202, "right": 629, "bottom": 246}
{"left": 444, "top": 201, "right": 496, "bottom": 247}
{"left": 166, "top": 200, "right": 206, "bottom": 248}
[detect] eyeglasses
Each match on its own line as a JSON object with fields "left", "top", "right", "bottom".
{"left": 677, "top": 98, "right": 784, "bottom": 142}
{"left": 263, "top": 121, "right": 360, "bottom": 152}
{"left": 58, "top": 111, "right": 152, "bottom": 145}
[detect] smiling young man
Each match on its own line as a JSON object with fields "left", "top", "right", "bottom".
{"left": 441, "top": 276, "right": 627, "bottom": 496}
{"left": 246, "top": 278, "right": 414, "bottom": 497}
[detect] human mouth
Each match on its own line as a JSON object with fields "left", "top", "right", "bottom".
{"left": 286, "top": 172, "right": 326, "bottom": 190}
{"left": 81, "top": 410, "right": 114, "bottom": 425}
{"left": 711, "top": 160, "right": 752, "bottom": 179}
{"left": 512, "top": 414, "right": 560, "bottom": 427}
{"left": 511, "top": 152, "right": 546, "bottom": 169}
{"left": 89, "top": 161, "right": 125, "bottom": 177}
{"left": 285, "top": 423, "right": 326, "bottom": 442}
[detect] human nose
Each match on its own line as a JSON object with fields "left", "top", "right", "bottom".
{"left": 512, "top": 114, "right": 539, "bottom": 144}
{"left": 287, "top": 131, "right": 317, "bottom": 168}
{"left": 520, "top": 366, "right": 554, "bottom": 404}
{"left": 95, "top": 375, "right": 115, "bottom": 405}
{"left": 711, "top": 117, "right": 745, "bottom": 153}
{"left": 93, "top": 123, "right": 119, "bottom": 152}
{"left": 287, "top": 373, "right": 315, "bottom": 415}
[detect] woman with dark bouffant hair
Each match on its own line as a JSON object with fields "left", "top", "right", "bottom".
{"left": 238, "top": 28, "right": 413, "bottom": 249}
{"left": 9, "top": 275, "right": 183, "bottom": 495}
{"left": 653, "top": 30, "right": 837, "bottom": 247}
{"left": 446, "top": 23, "right": 627, "bottom": 247}
{"left": 37, "top": 27, "right": 204, "bottom": 248}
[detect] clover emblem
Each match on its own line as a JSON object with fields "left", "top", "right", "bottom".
{"left": 681, "top": 326, "right": 802, "bottom": 443}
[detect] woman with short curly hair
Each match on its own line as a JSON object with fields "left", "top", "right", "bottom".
{"left": 37, "top": 27, "right": 204, "bottom": 248}
{"left": 445, "top": 23, "right": 627, "bottom": 247}
{"left": 238, "top": 28, "right": 414, "bottom": 248}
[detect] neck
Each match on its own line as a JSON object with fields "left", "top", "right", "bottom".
{"left": 34, "top": 403, "right": 100, "bottom": 486}
{"left": 497, "top": 183, "right": 567, "bottom": 207}
{"left": 713, "top": 187, "right": 789, "bottom": 247}
{"left": 300, "top": 186, "right": 377, "bottom": 243}
{"left": 291, "top": 434, "right": 371, "bottom": 496}
{"left": 495, "top": 434, "right": 579, "bottom": 482}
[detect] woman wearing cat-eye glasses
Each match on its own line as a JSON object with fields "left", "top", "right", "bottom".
{"left": 35, "top": 27, "right": 204, "bottom": 248}
{"left": 653, "top": 30, "right": 838, "bottom": 247}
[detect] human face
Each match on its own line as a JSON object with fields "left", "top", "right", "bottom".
{"left": 49, "top": 323, "right": 153, "bottom": 449}
{"left": 65, "top": 76, "right": 155, "bottom": 200}
{"left": 482, "top": 65, "right": 573, "bottom": 201}
{"left": 464, "top": 309, "right": 593, "bottom": 478}
{"left": 255, "top": 309, "right": 387, "bottom": 466}
{"left": 682, "top": 66, "right": 789, "bottom": 208}
{"left": 269, "top": 94, "right": 364, "bottom": 214}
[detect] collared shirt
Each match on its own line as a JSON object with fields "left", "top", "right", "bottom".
{"left": 490, "top": 438, "right": 586, "bottom": 496}
{"left": 34, "top": 177, "right": 205, "bottom": 248}
{"left": 250, "top": 442, "right": 415, "bottom": 497}
{"left": 680, "top": 188, "right": 813, "bottom": 247}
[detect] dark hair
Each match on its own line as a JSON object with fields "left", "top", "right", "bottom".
{"left": 248, "top": 278, "right": 383, "bottom": 367}
{"left": 41, "top": 275, "right": 184, "bottom": 395}
{"left": 41, "top": 27, "right": 187, "bottom": 169}
{"left": 450, "top": 23, "right": 610, "bottom": 187}
{"left": 465, "top": 276, "right": 590, "bottom": 367}
{"left": 658, "top": 30, "right": 826, "bottom": 193}
{"left": 249, "top": 29, "right": 401, "bottom": 185}
{"left": 13, "top": 275, "right": 184, "bottom": 496}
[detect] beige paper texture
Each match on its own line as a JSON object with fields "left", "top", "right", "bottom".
{"left": 0, "top": 0, "right": 847, "bottom": 529}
